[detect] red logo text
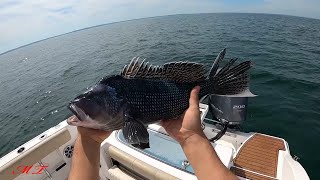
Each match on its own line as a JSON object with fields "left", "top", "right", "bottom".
{"left": 6, "top": 164, "right": 49, "bottom": 175}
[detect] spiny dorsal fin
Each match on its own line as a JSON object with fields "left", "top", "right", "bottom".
{"left": 120, "top": 57, "right": 206, "bottom": 83}
{"left": 209, "top": 48, "right": 226, "bottom": 79}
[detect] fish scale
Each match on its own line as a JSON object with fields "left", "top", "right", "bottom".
{"left": 107, "top": 77, "right": 193, "bottom": 121}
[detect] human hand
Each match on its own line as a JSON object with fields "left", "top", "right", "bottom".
{"left": 68, "top": 115, "right": 112, "bottom": 144}
{"left": 161, "top": 86, "right": 206, "bottom": 145}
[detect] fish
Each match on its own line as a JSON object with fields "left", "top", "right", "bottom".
{"left": 67, "top": 48, "right": 251, "bottom": 148}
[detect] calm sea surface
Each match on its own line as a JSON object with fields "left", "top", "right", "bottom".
{"left": 0, "top": 13, "right": 319, "bottom": 179}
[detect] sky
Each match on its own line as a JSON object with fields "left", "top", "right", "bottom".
{"left": 0, "top": 0, "right": 320, "bottom": 54}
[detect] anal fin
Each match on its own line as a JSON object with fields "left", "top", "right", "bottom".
{"left": 132, "top": 142, "right": 150, "bottom": 149}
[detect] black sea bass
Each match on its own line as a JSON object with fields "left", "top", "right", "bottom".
{"left": 67, "top": 49, "right": 251, "bottom": 147}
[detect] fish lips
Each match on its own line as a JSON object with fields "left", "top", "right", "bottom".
{"left": 68, "top": 102, "right": 83, "bottom": 122}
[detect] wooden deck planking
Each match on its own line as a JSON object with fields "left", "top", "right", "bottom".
{"left": 232, "top": 134, "right": 285, "bottom": 179}
{"left": 231, "top": 167, "right": 276, "bottom": 180}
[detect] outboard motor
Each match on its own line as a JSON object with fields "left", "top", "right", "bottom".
{"left": 208, "top": 90, "right": 256, "bottom": 142}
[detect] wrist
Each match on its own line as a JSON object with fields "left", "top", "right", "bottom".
{"left": 179, "top": 130, "right": 207, "bottom": 147}
{"left": 78, "top": 134, "right": 102, "bottom": 146}
{"left": 77, "top": 127, "right": 112, "bottom": 144}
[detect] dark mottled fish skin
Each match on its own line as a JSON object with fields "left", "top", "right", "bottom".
{"left": 103, "top": 75, "right": 200, "bottom": 122}
{"left": 67, "top": 48, "right": 252, "bottom": 147}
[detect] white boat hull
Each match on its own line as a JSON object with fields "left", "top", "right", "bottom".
{"left": 0, "top": 104, "right": 309, "bottom": 180}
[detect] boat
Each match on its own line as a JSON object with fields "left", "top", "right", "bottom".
{"left": 0, "top": 95, "right": 310, "bottom": 180}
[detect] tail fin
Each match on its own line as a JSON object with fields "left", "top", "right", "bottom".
{"left": 207, "top": 48, "right": 251, "bottom": 95}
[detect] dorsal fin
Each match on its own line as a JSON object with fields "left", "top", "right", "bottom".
{"left": 120, "top": 57, "right": 206, "bottom": 83}
{"left": 209, "top": 48, "right": 226, "bottom": 79}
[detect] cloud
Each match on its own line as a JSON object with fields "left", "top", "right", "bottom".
{"left": 226, "top": 0, "right": 320, "bottom": 19}
{"left": 0, "top": 0, "right": 80, "bottom": 53}
{"left": 0, "top": 0, "right": 319, "bottom": 53}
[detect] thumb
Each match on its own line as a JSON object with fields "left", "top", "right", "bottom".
{"left": 189, "top": 86, "right": 200, "bottom": 109}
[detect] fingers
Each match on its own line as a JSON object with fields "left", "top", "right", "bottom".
{"left": 189, "top": 86, "right": 200, "bottom": 109}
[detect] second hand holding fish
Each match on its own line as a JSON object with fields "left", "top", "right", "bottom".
{"left": 162, "top": 86, "right": 238, "bottom": 180}
{"left": 160, "top": 86, "right": 206, "bottom": 145}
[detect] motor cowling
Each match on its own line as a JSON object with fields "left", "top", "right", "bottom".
{"left": 209, "top": 90, "right": 256, "bottom": 125}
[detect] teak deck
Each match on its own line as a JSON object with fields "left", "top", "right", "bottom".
{"left": 231, "top": 134, "right": 285, "bottom": 180}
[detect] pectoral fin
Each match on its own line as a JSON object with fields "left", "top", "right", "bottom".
{"left": 122, "top": 114, "right": 149, "bottom": 148}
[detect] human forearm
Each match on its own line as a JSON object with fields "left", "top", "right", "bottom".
{"left": 181, "top": 133, "right": 238, "bottom": 180}
{"left": 69, "top": 135, "right": 101, "bottom": 180}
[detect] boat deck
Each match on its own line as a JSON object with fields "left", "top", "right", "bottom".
{"left": 231, "top": 134, "right": 285, "bottom": 180}
{"left": 0, "top": 118, "right": 309, "bottom": 180}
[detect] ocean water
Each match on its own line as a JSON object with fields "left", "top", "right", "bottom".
{"left": 0, "top": 13, "right": 319, "bottom": 179}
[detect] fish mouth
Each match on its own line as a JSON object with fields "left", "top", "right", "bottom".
{"left": 68, "top": 103, "right": 85, "bottom": 122}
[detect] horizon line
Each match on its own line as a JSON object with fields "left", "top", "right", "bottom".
{"left": 1, "top": 12, "right": 319, "bottom": 56}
